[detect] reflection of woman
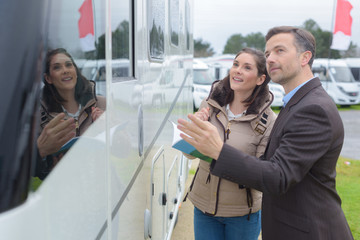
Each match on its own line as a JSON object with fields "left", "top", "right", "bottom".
{"left": 36, "top": 48, "right": 105, "bottom": 179}
{"left": 186, "top": 48, "right": 277, "bottom": 240}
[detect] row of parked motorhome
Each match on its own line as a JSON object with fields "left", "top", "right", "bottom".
{"left": 194, "top": 56, "right": 360, "bottom": 108}
{"left": 76, "top": 56, "right": 360, "bottom": 109}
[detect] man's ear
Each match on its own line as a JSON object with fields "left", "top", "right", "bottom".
{"left": 44, "top": 73, "right": 52, "bottom": 84}
{"left": 301, "top": 51, "right": 312, "bottom": 67}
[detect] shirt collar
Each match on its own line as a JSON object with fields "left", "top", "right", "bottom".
{"left": 283, "top": 77, "right": 315, "bottom": 107}
{"left": 226, "top": 104, "right": 246, "bottom": 120}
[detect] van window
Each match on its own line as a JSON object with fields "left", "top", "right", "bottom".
{"left": 350, "top": 67, "right": 360, "bottom": 81}
{"left": 330, "top": 67, "right": 355, "bottom": 83}
{"left": 149, "top": 0, "right": 165, "bottom": 60}
{"left": 111, "top": 0, "right": 132, "bottom": 80}
{"left": 185, "top": 0, "right": 191, "bottom": 51}
{"left": 169, "top": 0, "right": 180, "bottom": 46}
{"left": 194, "top": 69, "right": 215, "bottom": 85}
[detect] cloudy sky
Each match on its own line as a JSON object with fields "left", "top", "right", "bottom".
{"left": 193, "top": 0, "right": 360, "bottom": 55}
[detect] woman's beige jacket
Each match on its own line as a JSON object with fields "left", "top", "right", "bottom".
{"left": 187, "top": 79, "right": 277, "bottom": 217}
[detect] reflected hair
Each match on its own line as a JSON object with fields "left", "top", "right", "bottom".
{"left": 42, "top": 48, "right": 94, "bottom": 112}
{"left": 265, "top": 26, "right": 316, "bottom": 67}
{"left": 223, "top": 47, "right": 270, "bottom": 109}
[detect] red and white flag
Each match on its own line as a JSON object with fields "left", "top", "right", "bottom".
{"left": 331, "top": 0, "right": 353, "bottom": 51}
{"left": 78, "top": 0, "right": 95, "bottom": 52}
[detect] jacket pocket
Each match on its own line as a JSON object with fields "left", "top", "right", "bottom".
{"left": 273, "top": 205, "right": 310, "bottom": 233}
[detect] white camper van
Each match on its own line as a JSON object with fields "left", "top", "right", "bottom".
{"left": 269, "top": 81, "right": 285, "bottom": 107}
{"left": 192, "top": 59, "right": 215, "bottom": 110}
{"left": 203, "top": 54, "right": 235, "bottom": 80}
{"left": 312, "top": 58, "right": 360, "bottom": 106}
{"left": 345, "top": 58, "right": 360, "bottom": 82}
{"left": 0, "top": 0, "right": 194, "bottom": 240}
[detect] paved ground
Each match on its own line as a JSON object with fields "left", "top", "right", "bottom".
{"left": 339, "top": 110, "right": 360, "bottom": 160}
{"left": 171, "top": 109, "right": 359, "bottom": 240}
{"left": 171, "top": 159, "right": 197, "bottom": 240}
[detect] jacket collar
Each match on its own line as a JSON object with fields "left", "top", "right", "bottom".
{"left": 285, "top": 77, "right": 321, "bottom": 110}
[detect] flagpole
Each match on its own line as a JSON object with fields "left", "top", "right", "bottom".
{"left": 328, "top": 0, "right": 337, "bottom": 60}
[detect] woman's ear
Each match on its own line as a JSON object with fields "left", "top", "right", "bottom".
{"left": 44, "top": 73, "right": 52, "bottom": 84}
{"left": 256, "top": 74, "right": 266, "bottom": 86}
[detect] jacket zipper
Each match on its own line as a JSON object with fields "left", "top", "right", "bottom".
{"left": 75, "top": 118, "right": 80, "bottom": 136}
{"left": 226, "top": 122, "right": 231, "bottom": 139}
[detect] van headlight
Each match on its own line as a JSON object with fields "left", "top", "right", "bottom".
{"left": 337, "top": 86, "right": 346, "bottom": 94}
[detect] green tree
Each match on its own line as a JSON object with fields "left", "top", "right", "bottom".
{"left": 301, "top": 19, "right": 360, "bottom": 58}
{"left": 301, "top": 19, "right": 340, "bottom": 58}
{"left": 223, "top": 32, "right": 265, "bottom": 54}
{"left": 223, "top": 34, "right": 246, "bottom": 54}
{"left": 194, "top": 38, "right": 215, "bottom": 57}
{"left": 244, "top": 32, "right": 266, "bottom": 50}
{"left": 91, "top": 20, "right": 130, "bottom": 60}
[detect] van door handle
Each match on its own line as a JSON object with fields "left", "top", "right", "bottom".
{"left": 138, "top": 104, "right": 143, "bottom": 157}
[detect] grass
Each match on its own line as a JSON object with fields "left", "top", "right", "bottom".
{"left": 337, "top": 104, "right": 360, "bottom": 111}
{"left": 336, "top": 156, "right": 360, "bottom": 239}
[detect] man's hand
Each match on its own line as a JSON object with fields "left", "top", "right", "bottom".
{"left": 37, "top": 113, "right": 76, "bottom": 158}
{"left": 177, "top": 113, "right": 223, "bottom": 160}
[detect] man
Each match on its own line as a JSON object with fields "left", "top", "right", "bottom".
{"left": 178, "top": 26, "right": 353, "bottom": 239}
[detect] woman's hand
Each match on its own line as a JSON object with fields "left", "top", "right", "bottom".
{"left": 194, "top": 107, "right": 210, "bottom": 121}
{"left": 37, "top": 113, "right": 76, "bottom": 158}
{"left": 91, "top": 107, "right": 104, "bottom": 121}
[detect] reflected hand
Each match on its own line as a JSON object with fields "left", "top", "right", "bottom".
{"left": 194, "top": 107, "right": 210, "bottom": 121}
{"left": 37, "top": 113, "right": 76, "bottom": 158}
{"left": 91, "top": 107, "right": 104, "bottom": 121}
{"left": 177, "top": 113, "right": 223, "bottom": 160}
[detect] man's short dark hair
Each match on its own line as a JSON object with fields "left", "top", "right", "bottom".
{"left": 266, "top": 26, "right": 316, "bottom": 67}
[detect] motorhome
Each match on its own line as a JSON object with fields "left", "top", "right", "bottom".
{"left": 202, "top": 54, "right": 236, "bottom": 80}
{"left": 81, "top": 59, "right": 130, "bottom": 96}
{"left": 0, "top": 1, "right": 194, "bottom": 240}
{"left": 312, "top": 58, "right": 360, "bottom": 106}
{"left": 269, "top": 81, "right": 285, "bottom": 107}
{"left": 192, "top": 59, "right": 215, "bottom": 110}
{"left": 345, "top": 58, "right": 360, "bottom": 82}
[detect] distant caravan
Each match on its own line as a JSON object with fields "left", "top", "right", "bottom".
{"left": 0, "top": 0, "right": 194, "bottom": 240}
{"left": 312, "top": 58, "right": 360, "bottom": 107}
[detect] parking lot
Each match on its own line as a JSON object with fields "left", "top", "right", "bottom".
{"left": 339, "top": 110, "right": 360, "bottom": 160}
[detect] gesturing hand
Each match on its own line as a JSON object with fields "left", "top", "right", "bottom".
{"left": 177, "top": 113, "right": 223, "bottom": 160}
{"left": 37, "top": 113, "right": 76, "bottom": 158}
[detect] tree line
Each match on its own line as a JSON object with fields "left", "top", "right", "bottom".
{"left": 194, "top": 19, "right": 359, "bottom": 58}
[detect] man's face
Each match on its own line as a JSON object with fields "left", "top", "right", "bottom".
{"left": 264, "top": 33, "right": 302, "bottom": 85}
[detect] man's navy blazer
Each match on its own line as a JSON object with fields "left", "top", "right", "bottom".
{"left": 211, "top": 78, "right": 354, "bottom": 239}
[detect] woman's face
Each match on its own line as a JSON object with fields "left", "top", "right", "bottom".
{"left": 229, "top": 53, "right": 265, "bottom": 95}
{"left": 45, "top": 53, "right": 77, "bottom": 94}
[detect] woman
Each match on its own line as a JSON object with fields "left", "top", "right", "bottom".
{"left": 186, "top": 48, "right": 277, "bottom": 240}
{"left": 36, "top": 48, "right": 105, "bottom": 179}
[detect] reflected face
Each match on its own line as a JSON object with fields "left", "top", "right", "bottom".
{"left": 229, "top": 53, "right": 265, "bottom": 95}
{"left": 265, "top": 33, "right": 301, "bottom": 85}
{"left": 45, "top": 53, "right": 77, "bottom": 93}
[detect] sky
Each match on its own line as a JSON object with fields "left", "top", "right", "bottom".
{"left": 193, "top": 0, "right": 360, "bottom": 55}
